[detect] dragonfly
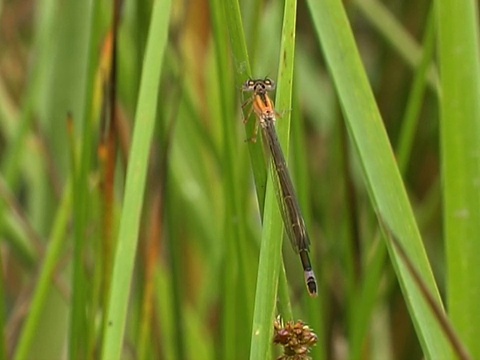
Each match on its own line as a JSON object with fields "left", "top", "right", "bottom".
{"left": 242, "top": 78, "right": 318, "bottom": 297}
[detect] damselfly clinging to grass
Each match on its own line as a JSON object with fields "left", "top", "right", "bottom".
{"left": 242, "top": 78, "right": 318, "bottom": 297}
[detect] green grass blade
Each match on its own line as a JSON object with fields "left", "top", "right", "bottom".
{"left": 13, "top": 181, "right": 72, "bottom": 360}
{"left": 437, "top": 0, "right": 480, "bottom": 357}
{"left": 249, "top": 0, "right": 298, "bottom": 358}
{"left": 306, "top": 0, "right": 453, "bottom": 357}
{"left": 100, "top": 1, "right": 172, "bottom": 358}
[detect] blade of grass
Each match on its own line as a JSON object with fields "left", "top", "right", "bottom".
{"left": 249, "top": 0, "right": 298, "bottom": 358}
{"left": 100, "top": 0, "right": 172, "bottom": 358}
{"left": 306, "top": 0, "right": 453, "bottom": 357}
{"left": 380, "top": 218, "right": 471, "bottom": 360}
{"left": 13, "top": 181, "right": 72, "bottom": 360}
{"left": 437, "top": 0, "right": 480, "bottom": 357}
{"left": 350, "top": 7, "right": 436, "bottom": 359}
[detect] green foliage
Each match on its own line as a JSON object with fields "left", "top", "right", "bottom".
{"left": 0, "top": 0, "right": 478, "bottom": 359}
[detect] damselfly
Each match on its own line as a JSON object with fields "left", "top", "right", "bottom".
{"left": 242, "top": 78, "right": 318, "bottom": 297}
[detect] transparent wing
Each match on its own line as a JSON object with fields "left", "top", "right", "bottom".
{"left": 260, "top": 117, "right": 310, "bottom": 253}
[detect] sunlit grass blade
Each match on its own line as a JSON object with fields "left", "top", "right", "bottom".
{"left": 437, "top": 0, "right": 480, "bottom": 357}
{"left": 306, "top": 0, "right": 453, "bottom": 357}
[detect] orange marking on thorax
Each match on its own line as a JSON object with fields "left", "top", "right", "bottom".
{"left": 253, "top": 93, "right": 275, "bottom": 119}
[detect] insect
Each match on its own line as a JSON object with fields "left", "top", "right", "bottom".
{"left": 242, "top": 78, "right": 318, "bottom": 297}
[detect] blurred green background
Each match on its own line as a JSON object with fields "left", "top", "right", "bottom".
{"left": 0, "top": 0, "right": 479, "bottom": 359}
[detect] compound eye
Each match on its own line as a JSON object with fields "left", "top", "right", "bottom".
{"left": 264, "top": 78, "right": 275, "bottom": 90}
